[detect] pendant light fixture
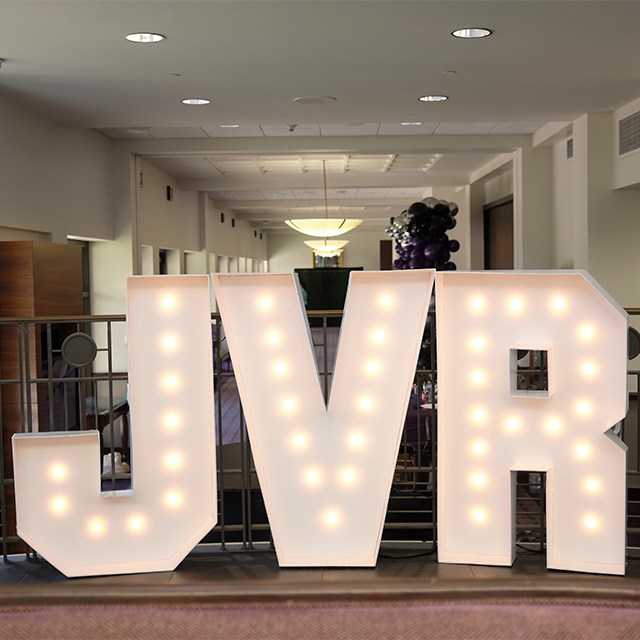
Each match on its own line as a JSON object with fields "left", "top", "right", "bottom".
{"left": 304, "top": 239, "right": 348, "bottom": 257}
{"left": 285, "top": 160, "right": 362, "bottom": 237}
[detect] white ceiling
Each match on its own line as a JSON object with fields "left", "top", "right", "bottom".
{"left": 2, "top": 1, "right": 640, "bottom": 231}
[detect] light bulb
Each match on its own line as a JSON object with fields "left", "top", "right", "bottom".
{"left": 472, "top": 408, "right": 486, "bottom": 422}
{"left": 266, "top": 331, "right": 280, "bottom": 344}
{"left": 372, "top": 329, "right": 385, "bottom": 343}
{"left": 471, "top": 473, "right": 486, "bottom": 487}
{"left": 129, "top": 516, "right": 145, "bottom": 532}
{"left": 165, "top": 413, "right": 179, "bottom": 429}
{"left": 50, "top": 464, "right": 67, "bottom": 481}
{"left": 472, "top": 442, "right": 486, "bottom": 455}
{"left": 161, "top": 296, "right": 176, "bottom": 309}
{"left": 471, "top": 372, "right": 485, "bottom": 385}
{"left": 359, "top": 397, "right": 373, "bottom": 411}
{"left": 585, "top": 478, "right": 600, "bottom": 493}
{"left": 274, "top": 362, "right": 287, "bottom": 376}
{"left": 88, "top": 519, "right": 106, "bottom": 536}
{"left": 472, "top": 509, "right": 486, "bottom": 522}
{"left": 584, "top": 516, "right": 598, "bottom": 530}
{"left": 163, "top": 335, "right": 177, "bottom": 350}
{"left": 50, "top": 497, "right": 67, "bottom": 514}
{"left": 576, "top": 444, "right": 590, "bottom": 458}
{"left": 379, "top": 295, "right": 392, "bottom": 308}
{"left": 292, "top": 434, "right": 307, "bottom": 448}
{"left": 582, "top": 363, "right": 596, "bottom": 376}
{"left": 580, "top": 326, "right": 594, "bottom": 340}
{"left": 509, "top": 298, "right": 523, "bottom": 312}
{"left": 342, "top": 469, "right": 356, "bottom": 484}
{"left": 350, "top": 433, "right": 364, "bottom": 448}
{"left": 577, "top": 401, "right": 590, "bottom": 415}
{"left": 164, "top": 453, "right": 182, "bottom": 469}
{"left": 506, "top": 417, "right": 520, "bottom": 432}
{"left": 471, "top": 337, "right": 485, "bottom": 350}
{"left": 282, "top": 398, "right": 296, "bottom": 412}
{"left": 305, "top": 469, "right": 320, "bottom": 485}
{"left": 163, "top": 375, "right": 178, "bottom": 389}
{"left": 365, "top": 361, "right": 380, "bottom": 374}
{"left": 471, "top": 297, "right": 484, "bottom": 311}
{"left": 551, "top": 297, "right": 566, "bottom": 312}
{"left": 165, "top": 491, "right": 182, "bottom": 507}
{"left": 258, "top": 296, "right": 273, "bottom": 310}
{"left": 547, "top": 419, "right": 560, "bottom": 433}
{"left": 324, "top": 510, "right": 340, "bottom": 526}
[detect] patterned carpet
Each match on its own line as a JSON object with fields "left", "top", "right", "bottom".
{"left": 2, "top": 591, "right": 640, "bottom": 639}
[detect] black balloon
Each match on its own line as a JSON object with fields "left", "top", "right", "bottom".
{"left": 449, "top": 239, "right": 460, "bottom": 252}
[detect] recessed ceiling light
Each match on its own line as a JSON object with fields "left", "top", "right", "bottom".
{"left": 294, "top": 96, "right": 337, "bottom": 104}
{"left": 181, "top": 98, "right": 210, "bottom": 105}
{"left": 124, "top": 128, "right": 150, "bottom": 135}
{"left": 401, "top": 122, "right": 423, "bottom": 126}
{"left": 125, "top": 33, "right": 166, "bottom": 43}
{"left": 419, "top": 95, "right": 448, "bottom": 102}
{"left": 219, "top": 124, "right": 240, "bottom": 128}
{"left": 451, "top": 28, "right": 492, "bottom": 39}
{"left": 273, "top": 193, "right": 285, "bottom": 197}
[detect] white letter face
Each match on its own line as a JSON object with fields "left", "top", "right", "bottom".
{"left": 436, "top": 271, "right": 628, "bottom": 575}
{"left": 12, "top": 275, "right": 217, "bottom": 577}
{"left": 213, "top": 271, "right": 434, "bottom": 566}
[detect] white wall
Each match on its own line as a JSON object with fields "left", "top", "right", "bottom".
{"left": 614, "top": 95, "right": 640, "bottom": 190}
{"left": 0, "top": 92, "right": 112, "bottom": 244}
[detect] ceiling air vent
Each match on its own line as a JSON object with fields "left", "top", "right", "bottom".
{"left": 566, "top": 138, "right": 573, "bottom": 159}
{"left": 619, "top": 111, "right": 640, "bottom": 156}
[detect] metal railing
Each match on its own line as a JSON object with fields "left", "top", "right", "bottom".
{"left": 2, "top": 308, "right": 639, "bottom": 561}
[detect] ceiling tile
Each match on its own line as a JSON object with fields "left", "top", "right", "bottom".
{"left": 320, "top": 124, "right": 381, "bottom": 136}
{"left": 147, "top": 127, "right": 209, "bottom": 138}
{"left": 201, "top": 125, "right": 265, "bottom": 137}
{"left": 260, "top": 124, "right": 321, "bottom": 137}
{"left": 378, "top": 123, "right": 440, "bottom": 135}
{"left": 491, "top": 122, "right": 545, "bottom": 134}
{"left": 434, "top": 123, "right": 501, "bottom": 135}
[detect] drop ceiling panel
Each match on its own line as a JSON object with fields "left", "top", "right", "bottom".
{"left": 145, "top": 156, "right": 220, "bottom": 179}
{"left": 435, "top": 123, "right": 501, "bottom": 135}
{"left": 490, "top": 122, "right": 545, "bottom": 134}
{"left": 201, "top": 125, "right": 265, "bottom": 137}
{"left": 260, "top": 124, "right": 322, "bottom": 137}
{"left": 147, "top": 127, "right": 209, "bottom": 138}
{"left": 320, "top": 124, "right": 381, "bottom": 136}
{"left": 378, "top": 123, "right": 440, "bottom": 135}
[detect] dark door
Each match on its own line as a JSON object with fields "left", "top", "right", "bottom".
{"left": 484, "top": 197, "right": 514, "bottom": 270}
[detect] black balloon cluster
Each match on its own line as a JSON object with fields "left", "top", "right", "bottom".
{"left": 385, "top": 197, "right": 460, "bottom": 270}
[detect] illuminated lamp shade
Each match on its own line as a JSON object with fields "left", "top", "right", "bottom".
{"left": 304, "top": 239, "right": 348, "bottom": 257}
{"left": 212, "top": 270, "right": 434, "bottom": 567}
{"left": 12, "top": 275, "right": 217, "bottom": 577}
{"left": 286, "top": 218, "right": 362, "bottom": 238}
{"left": 436, "top": 270, "right": 627, "bottom": 575}
{"left": 284, "top": 160, "right": 362, "bottom": 238}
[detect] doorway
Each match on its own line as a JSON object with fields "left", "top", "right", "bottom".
{"left": 483, "top": 196, "right": 514, "bottom": 270}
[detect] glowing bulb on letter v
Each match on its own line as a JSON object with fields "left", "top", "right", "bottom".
{"left": 436, "top": 271, "right": 627, "bottom": 575}
{"left": 12, "top": 275, "right": 217, "bottom": 578}
{"left": 213, "top": 271, "right": 434, "bottom": 567}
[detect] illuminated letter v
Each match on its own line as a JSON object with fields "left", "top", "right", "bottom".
{"left": 213, "top": 271, "right": 434, "bottom": 566}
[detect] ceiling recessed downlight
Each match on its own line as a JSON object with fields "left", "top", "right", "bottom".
{"left": 401, "top": 122, "right": 423, "bottom": 126}
{"left": 219, "top": 124, "right": 240, "bottom": 128}
{"left": 125, "top": 32, "right": 166, "bottom": 43}
{"left": 419, "top": 95, "right": 448, "bottom": 102}
{"left": 294, "top": 96, "right": 337, "bottom": 104}
{"left": 452, "top": 28, "right": 492, "bottom": 39}
{"left": 181, "top": 98, "right": 210, "bottom": 105}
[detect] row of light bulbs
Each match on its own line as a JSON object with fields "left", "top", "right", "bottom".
{"left": 259, "top": 291, "right": 395, "bottom": 528}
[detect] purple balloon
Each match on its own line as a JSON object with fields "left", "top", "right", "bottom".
{"left": 443, "top": 261, "right": 457, "bottom": 271}
{"left": 449, "top": 239, "right": 460, "bottom": 253}
{"left": 423, "top": 241, "right": 440, "bottom": 262}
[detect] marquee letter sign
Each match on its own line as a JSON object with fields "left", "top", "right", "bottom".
{"left": 12, "top": 275, "right": 216, "bottom": 577}
{"left": 212, "top": 271, "right": 434, "bottom": 566}
{"left": 11, "top": 270, "right": 629, "bottom": 577}
{"left": 435, "top": 271, "right": 628, "bottom": 575}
